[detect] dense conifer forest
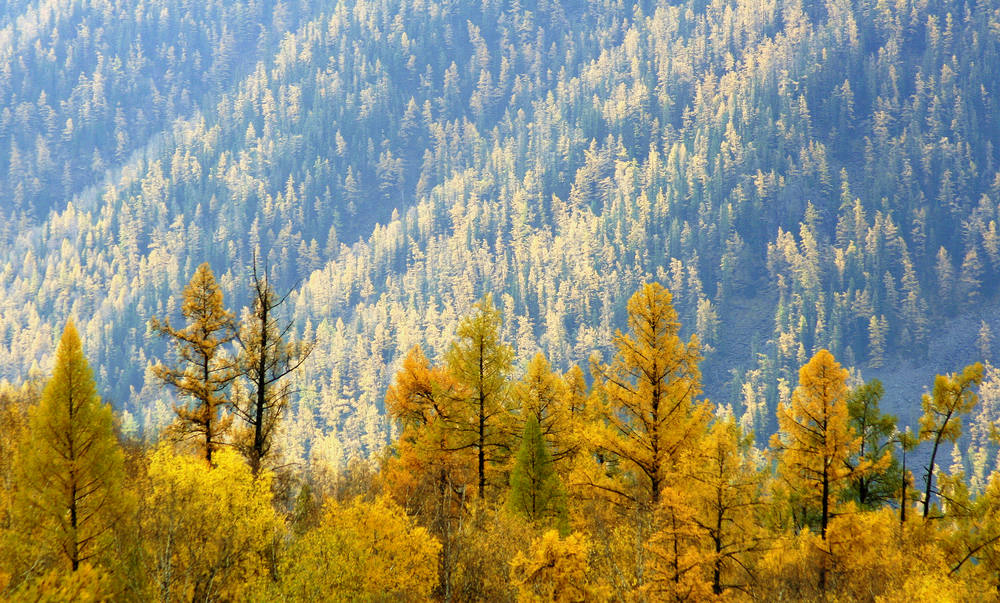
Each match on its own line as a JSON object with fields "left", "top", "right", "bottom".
{"left": 4, "top": 0, "right": 1000, "bottom": 598}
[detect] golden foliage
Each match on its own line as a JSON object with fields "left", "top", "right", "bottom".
{"left": 771, "top": 349, "right": 865, "bottom": 536}
{"left": 14, "top": 322, "right": 125, "bottom": 575}
{"left": 8, "top": 563, "right": 113, "bottom": 602}
{"left": 281, "top": 495, "right": 440, "bottom": 601}
{"left": 150, "top": 262, "right": 237, "bottom": 463}
{"left": 512, "top": 529, "right": 608, "bottom": 602}
{"left": 587, "top": 282, "right": 709, "bottom": 509}
{"left": 141, "top": 446, "right": 281, "bottom": 601}
{"left": 647, "top": 419, "right": 768, "bottom": 598}
{"left": 755, "top": 509, "right": 973, "bottom": 601}
{"left": 445, "top": 294, "right": 516, "bottom": 499}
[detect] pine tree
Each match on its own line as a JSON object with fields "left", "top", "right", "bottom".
{"left": 445, "top": 294, "right": 515, "bottom": 499}
{"left": 507, "top": 416, "right": 568, "bottom": 532}
{"left": 935, "top": 247, "right": 956, "bottom": 314}
{"left": 867, "top": 315, "right": 888, "bottom": 368}
{"left": 16, "top": 322, "right": 124, "bottom": 572}
{"left": 232, "top": 258, "right": 313, "bottom": 475}
{"left": 151, "top": 263, "right": 237, "bottom": 463}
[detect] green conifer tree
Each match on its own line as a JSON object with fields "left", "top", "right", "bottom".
{"left": 844, "top": 379, "right": 898, "bottom": 508}
{"left": 507, "top": 416, "right": 568, "bottom": 533}
{"left": 918, "top": 363, "right": 983, "bottom": 518}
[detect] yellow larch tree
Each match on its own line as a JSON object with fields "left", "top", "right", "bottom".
{"left": 12, "top": 322, "right": 125, "bottom": 578}
{"left": 151, "top": 263, "right": 237, "bottom": 463}
{"left": 380, "top": 345, "right": 472, "bottom": 599}
{"left": 918, "top": 362, "right": 983, "bottom": 518}
{"left": 444, "top": 294, "right": 515, "bottom": 500}
{"left": 770, "top": 349, "right": 865, "bottom": 539}
{"left": 382, "top": 345, "right": 473, "bottom": 511}
{"left": 587, "top": 282, "right": 709, "bottom": 509}
{"left": 0, "top": 379, "right": 38, "bottom": 588}
{"left": 645, "top": 418, "right": 769, "bottom": 599}
{"left": 512, "top": 353, "right": 579, "bottom": 473}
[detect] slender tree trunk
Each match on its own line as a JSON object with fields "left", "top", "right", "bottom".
{"left": 714, "top": 488, "right": 723, "bottom": 595}
{"left": 650, "top": 359, "right": 660, "bottom": 506}
{"left": 713, "top": 535, "right": 722, "bottom": 595}
{"left": 900, "top": 448, "right": 907, "bottom": 527}
{"left": 252, "top": 298, "right": 269, "bottom": 475}
{"left": 477, "top": 340, "right": 486, "bottom": 499}
{"left": 68, "top": 385, "right": 80, "bottom": 571}
{"left": 924, "top": 428, "right": 947, "bottom": 518}
{"left": 203, "top": 356, "right": 212, "bottom": 464}
{"left": 821, "top": 467, "right": 829, "bottom": 538}
{"left": 820, "top": 465, "right": 829, "bottom": 593}
{"left": 478, "top": 391, "right": 485, "bottom": 499}
{"left": 70, "top": 479, "right": 79, "bottom": 571}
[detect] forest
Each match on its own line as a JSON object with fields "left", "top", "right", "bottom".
{"left": 3, "top": 0, "right": 1000, "bottom": 597}
{"left": 2, "top": 272, "right": 1000, "bottom": 600}
{"left": 2, "top": 0, "right": 1000, "bottom": 468}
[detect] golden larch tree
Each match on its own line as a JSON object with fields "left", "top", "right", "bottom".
{"left": 151, "top": 262, "right": 236, "bottom": 463}
{"left": 512, "top": 353, "right": 579, "bottom": 471}
{"left": 444, "top": 294, "right": 515, "bottom": 499}
{"left": 771, "top": 349, "right": 864, "bottom": 538}
{"left": 690, "top": 418, "right": 769, "bottom": 595}
{"left": 16, "top": 321, "right": 124, "bottom": 573}
{"left": 381, "top": 345, "right": 472, "bottom": 599}
{"left": 588, "top": 282, "right": 709, "bottom": 508}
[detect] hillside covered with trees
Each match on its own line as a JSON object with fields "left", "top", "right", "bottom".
{"left": 4, "top": 282, "right": 1000, "bottom": 599}
{"left": 4, "top": 0, "right": 1000, "bottom": 595}
{"left": 4, "top": 0, "right": 1000, "bottom": 467}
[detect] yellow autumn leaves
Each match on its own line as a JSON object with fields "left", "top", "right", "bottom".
{"left": 7, "top": 280, "right": 1000, "bottom": 601}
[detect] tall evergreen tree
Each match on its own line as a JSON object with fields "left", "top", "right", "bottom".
{"left": 16, "top": 321, "right": 124, "bottom": 572}
{"left": 151, "top": 263, "right": 237, "bottom": 463}
{"left": 844, "top": 379, "right": 897, "bottom": 509}
{"left": 507, "top": 416, "right": 568, "bottom": 532}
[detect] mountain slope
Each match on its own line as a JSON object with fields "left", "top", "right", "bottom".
{"left": 2, "top": 0, "right": 1000, "bottom": 468}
